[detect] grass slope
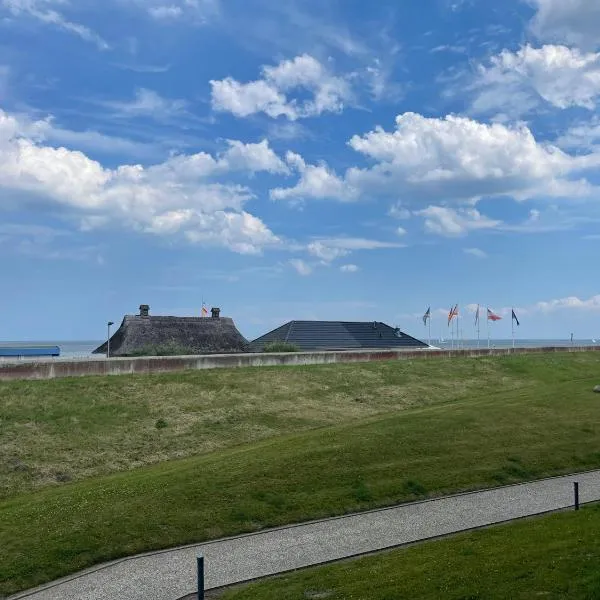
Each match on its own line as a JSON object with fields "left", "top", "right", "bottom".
{"left": 1, "top": 352, "right": 598, "bottom": 497}
{"left": 1, "top": 357, "right": 600, "bottom": 595}
{"left": 223, "top": 505, "right": 600, "bottom": 600}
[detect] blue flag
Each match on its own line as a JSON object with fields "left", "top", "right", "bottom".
{"left": 512, "top": 309, "right": 520, "bottom": 326}
{"left": 423, "top": 307, "right": 431, "bottom": 325}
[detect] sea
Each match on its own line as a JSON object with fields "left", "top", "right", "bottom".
{"left": 0, "top": 338, "right": 599, "bottom": 362}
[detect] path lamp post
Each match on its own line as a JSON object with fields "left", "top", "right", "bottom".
{"left": 107, "top": 321, "right": 114, "bottom": 358}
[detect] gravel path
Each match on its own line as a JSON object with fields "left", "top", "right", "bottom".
{"left": 9, "top": 470, "right": 600, "bottom": 600}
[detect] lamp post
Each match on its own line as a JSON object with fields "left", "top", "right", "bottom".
{"left": 107, "top": 321, "right": 114, "bottom": 359}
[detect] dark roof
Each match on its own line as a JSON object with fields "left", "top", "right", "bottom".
{"left": 93, "top": 315, "right": 248, "bottom": 356}
{"left": 248, "top": 321, "right": 428, "bottom": 352}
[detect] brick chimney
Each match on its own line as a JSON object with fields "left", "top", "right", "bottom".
{"left": 211, "top": 307, "right": 220, "bottom": 319}
{"left": 139, "top": 304, "right": 150, "bottom": 317}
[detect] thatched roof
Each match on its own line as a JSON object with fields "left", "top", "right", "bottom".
{"left": 93, "top": 312, "right": 248, "bottom": 356}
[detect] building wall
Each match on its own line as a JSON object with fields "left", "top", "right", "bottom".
{"left": 0, "top": 346, "right": 599, "bottom": 381}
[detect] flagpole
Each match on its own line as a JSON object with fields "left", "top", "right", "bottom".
{"left": 487, "top": 307, "right": 490, "bottom": 350}
{"left": 428, "top": 315, "right": 431, "bottom": 347}
{"left": 512, "top": 308, "right": 515, "bottom": 350}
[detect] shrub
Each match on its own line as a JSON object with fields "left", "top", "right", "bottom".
{"left": 262, "top": 341, "right": 300, "bottom": 353}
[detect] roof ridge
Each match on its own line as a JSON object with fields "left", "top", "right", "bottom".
{"left": 284, "top": 321, "right": 294, "bottom": 342}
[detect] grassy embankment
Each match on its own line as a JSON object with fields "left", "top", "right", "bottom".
{"left": 2, "top": 352, "right": 566, "bottom": 498}
{"left": 1, "top": 353, "right": 599, "bottom": 595}
{"left": 222, "top": 504, "right": 600, "bottom": 600}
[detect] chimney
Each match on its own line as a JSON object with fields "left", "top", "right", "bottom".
{"left": 211, "top": 307, "right": 220, "bottom": 319}
{"left": 139, "top": 304, "right": 150, "bottom": 317}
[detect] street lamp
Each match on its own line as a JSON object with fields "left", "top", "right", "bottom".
{"left": 107, "top": 321, "right": 114, "bottom": 358}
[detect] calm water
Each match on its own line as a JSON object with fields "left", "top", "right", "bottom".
{"left": 0, "top": 338, "right": 598, "bottom": 361}
{"left": 431, "top": 338, "right": 599, "bottom": 350}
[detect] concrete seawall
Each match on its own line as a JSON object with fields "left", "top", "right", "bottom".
{"left": 1, "top": 345, "right": 599, "bottom": 382}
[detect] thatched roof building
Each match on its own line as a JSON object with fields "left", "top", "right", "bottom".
{"left": 93, "top": 305, "right": 248, "bottom": 357}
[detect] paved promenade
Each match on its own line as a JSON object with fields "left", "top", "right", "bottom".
{"left": 9, "top": 470, "right": 600, "bottom": 600}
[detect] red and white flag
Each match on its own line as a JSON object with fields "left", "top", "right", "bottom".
{"left": 487, "top": 308, "right": 502, "bottom": 321}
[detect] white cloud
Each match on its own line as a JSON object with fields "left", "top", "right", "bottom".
{"left": 289, "top": 258, "right": 312, "bottom": 276}
{"left": 416, "top": 206, "right": 501, "bottom": 237}
{"left": 463, "top": 247, "right": 488, "bottom": 258}
{"left": 0, "top": 107, "right": 286, "bottom": 254}
{"left": 311, "top": 237, "right": 405, "bottom": 251}
{"left": 472, "top": 45, "right": 600, "bottom": 116}
{"left": 101, "top": 88, "right": 188, "bottom": 120}
{"left": 307, "top": 241, "right": 349, "bottom": 262}
{"left": 389, "top": 202, "right": 411, "bottom": 220}
{"left": 123, "top": 0, "right": 219, "bottom": 22}
{"left": 557, "top": 117, "right": 600, "bottom": 150}
{"left": 529, "top": 0, "right": 600, "bottom": 51}
{"left": 396, "top": 226, "right": 407, "bottom": 236}
{"left": 2, "top": 0, "right": 109, "bottom": 49}
{"left": 340, "top": 264, "right": 359, "bottom": 273}
{"left": 304, "top": 236, "right": 403, "bottom": 266}
{"left": 534, "top": 294, "right": 600, "bottom": 312}
{"left": 270, "top": 151, "right": 357, "bottom": 202}
{"left": 274, "top": 113, "right": 599, "bottom": 207}
{"left": 347, "top": 114, "right": 580, "bottom": 202}
{"left": 149, "top": 5, "right": 182, "bottom": 18}
{"left": 210, "top": 54, "right": 352, "bottom": 120}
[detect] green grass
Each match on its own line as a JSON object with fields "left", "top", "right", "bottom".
{"left": 1, "top": 357, "right": 600, "bottom": 595}
{"left": 1, "top": 352, "right": 598, "bottom": 497}
{"left": 222, "top": 505, "right": 600, "bottom": 600}
{"left": 262, "top": 341, "right": 300, "bottom": 352}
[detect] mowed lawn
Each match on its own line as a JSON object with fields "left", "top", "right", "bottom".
{"left": 1, "top": 352, "right": 600, "bottom": 595}
{"left": 222, "top": 504, "right": 600, "bottom": 600}
{"left": 1, "top": 352, "right": 598, "bottom": 497}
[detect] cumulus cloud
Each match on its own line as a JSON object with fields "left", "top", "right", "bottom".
{"left": 534, "top": 294, "right": 600, "bottom": 312}
{"left": 416, "top": 207, "right": 501, "bottom": 237}
{"left": 2, "top": 0, "right": 109, "bottom": 49}
{"left": 529, "top": 0, "right": 600, "bottom": 51}
{"left": 472, "top": 45, "right": 600, "bottom": 116}
{"left": 273, "top": 113, "right": 599, "bottom": 206}
{"left": 0, "top": 108, "right": 286, "bottom": 253}
{"left": 210, "top": 54, "right": 352, "bottom": 120}
{"left": 270, "top": 151, "right": 357, "bottom": 202}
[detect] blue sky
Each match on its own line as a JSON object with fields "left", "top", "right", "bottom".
{"left": 1, "top": 0, "right": 599, "bottom": 342}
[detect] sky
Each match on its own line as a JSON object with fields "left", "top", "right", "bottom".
{"left": 1, "top": 0, "right": 599, "bottom": 342}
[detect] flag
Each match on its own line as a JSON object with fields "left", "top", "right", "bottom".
{"left": 474, "top": 304, "right": 480, "bottom": 327}
{"left": 512, "top": 309, "right": 520, "bottom": 326}
{"left": 447, "top": 304, "right": 459, "bottom": 326}
{"left": 201, "top": 305, "right": 208, "bottom": 317}
{"left": 423, "top": 307, "right": 431, "bottom": 326}
{"left": 487, "top": 308, "right": 502, "bottom": 322}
